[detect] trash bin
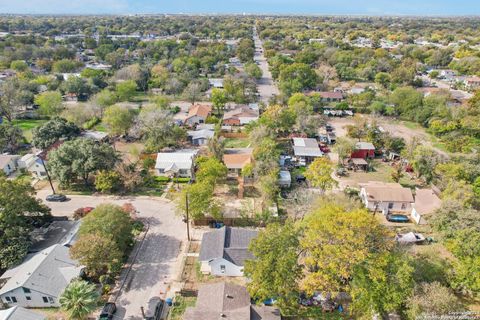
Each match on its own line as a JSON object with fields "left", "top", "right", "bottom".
{"left": 166, "top": 298, "right": 173, "bottom": 306}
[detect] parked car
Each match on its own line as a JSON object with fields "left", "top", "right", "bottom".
{"left": 46, "top": 194, "right": 67, "bottom": 202}
{"left": 99, "top": 302, "right": 116, "bottom": 320}
{"left": 386, "top": 214, "right": 410, "bottom": 223}
{"left": 296, "top": 175, "right": 306, "bottom": 183}
{"left": 144, "top": 296, "right": 167, "bottom": 320}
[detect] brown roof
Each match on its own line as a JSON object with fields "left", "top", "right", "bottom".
{"left": 223, "top": 106, "right": 259, "bottom": 120}
{"left": 187, "top": 104, "right": 212, "bottom": 119}
{"left": 361, "top": 182, "right": 414, "bottom": 203}
{"left": 38, "top": 140, "right": 65, "bottom": 161}
{"left": 223, "top": 154, "right": 252, "bottom": 169}
{"left": 414, "top": 189, "right": 442, "bottom": 215}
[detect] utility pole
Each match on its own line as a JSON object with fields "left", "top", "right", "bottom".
{"left": 40, "top": 158, "right": 56, "bottom": 195}
{"left": 185, "top": 192, "right": 190, "bottom": 241}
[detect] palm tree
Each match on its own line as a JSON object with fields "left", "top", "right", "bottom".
{"left": 60, "top": 280, "right": 99, "bottom": 320}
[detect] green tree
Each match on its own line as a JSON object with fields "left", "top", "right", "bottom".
{"left": 304, "top": 157, "right": 337, "bottom": 192}
{"left": 389, "top": 87, "right": 423, "bottom": 119}
{"left": 412, "top": 145, "right": 443, "bottom": 183}
{"left": 35, "top": 91, "right": 64, "bottom": 116}
{"left": 237, "top": 38, "right": 254, "bottom": 63}
{"left": 70, "top": 233, "right": 122, "bottom": 279}
{"left": 52, "top": 59, "right": 81, "bottom": 73}
{"left": 245, "top": 221, "right": 302, "bottom": 314}
{"left": 407, "top": 282, "right": 463, "bottom": 319}
{"left": 177, "top": 182, "right": 222, "bottom": 220}
{"left": 0, "top": 122, "right": 23, "bottom": 152}
{"left": 299, "top": 203, "right": 391, "bottom": 294}
{"left": 245, "top": 62, "right": 263, "bottom": 79}
{"left": 115, "top": 80, "right": 137, "bottom": 101}
{"left": 60, "top": 280, "right": 99, "bottom": 320}
{"left": 279, "top": 63, "right": 318, "bottom": 97}
{"left": 10, "top": 60, "right": 28, "bottom": 72}
{"left": 0, "top": 177, "right": 50, "bottom": 269}
{"left": 351, "top": 251, "right": 415, "bottom": 318}
{"left": 91, "top": 89, "right": 117, "bottom": 116}
{"left": 103, "top": 105, "right": 134, "bottom": 136}
{"left": 94, "top": 170, "right": 121, "bottom": 193}
{"left": 375, "top": 72, "right": 391, "bottom": 88}
{"left": 31, "top": 117, "right": 80, "bottom": 149}
{"left": 48, "top": 139, "right": 117, "bottom": 186}
{"left": 334, "top": 137, "right": 356, "bottom": 165}
{"left": 195, "top": 156, "right": 227, "bottom": 184}
{"left": 211, "top": 88, "right": 227, "bottom": 114}
{"left": 79, "top": 204, "right": 134, "bottom": 253}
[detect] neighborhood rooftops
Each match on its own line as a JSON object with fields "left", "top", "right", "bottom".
{"left": 292, "top": 138, "right": 323, "bottom": 157}
{"left": 360, "top": 182, "right": 414, "bottom": 203}
{"left": 0, "top": 244, "right": 82, "bottom": 299}
{"left": 199, "top": 226, "right": 258, "bottom": 266}
{"left": 183, "top": 282, "right": 280, "bottom": 320}
{"left": 186, "top": 104, "right": 212, "bottom": 120}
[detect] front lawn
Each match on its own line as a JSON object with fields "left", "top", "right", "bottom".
{"left": 11, "top": 119, "right": 48, "bottom": 141}
{"left": 169, "top": 296, "right": 197, "bottom": 320}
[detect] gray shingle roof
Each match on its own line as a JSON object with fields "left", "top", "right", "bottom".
{"left": 199, "top": 227, "right": 258, "bottom": 266}
{"left": 0, "top": 306, "right": 45, "bottom": 320}
{"left": 0, "top": 244, "right": 82, "bottom": 298}
{"left": 183, "top": 282, "right": 280, "bottom": 320}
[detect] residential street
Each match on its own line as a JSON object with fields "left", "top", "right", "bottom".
{"left": 253, "top": 26, "right": 279, "bottom": 104}
{"left": 37, "top": 190, "right": 188, "bottom": 320}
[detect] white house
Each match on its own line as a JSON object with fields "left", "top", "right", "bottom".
{"left": 184, "top": 104, "right": 212, "bottom": 126}
{"left": 0, "top": 306, "right": 45, "bottom": 320}
{"left": 0, "top": 154, "right": 19, "bottom": 176}
{"left": 360, "top": 182, "right": 414, "bottom": 215}
{"left": 155, "top": 150, "right": 198, "bottom": 178}
{"left": 0, "top": 244, "right": 83, "bottom": 308}
{"left": 17, "top": 153, "right": 47, "bottom": 179}
{"left": 411, "top": 189, "right": 442, "bottom": 224}
{"left": 199, "top": 227, "right": 258, "bottom": 277}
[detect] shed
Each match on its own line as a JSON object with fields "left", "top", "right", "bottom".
{"left": 278, "top": 170, "right": 291, "bottom": 188}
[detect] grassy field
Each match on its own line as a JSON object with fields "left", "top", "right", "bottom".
{"left": 223, "top": 137, "right": 250, "bottom": 148}
{"left": 169, "top": 296, "right": 197, "bottom": 320}
{"left": 12, "top": 119, "right": 48, "bottom": 141}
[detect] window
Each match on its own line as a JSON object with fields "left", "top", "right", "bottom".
{"left": 220, "top": 265, "right": 226, "bottom": 273}
{"left": 388, "top": 203, "right": 394, "bottom": 209}
{"left": 10, "top": 296, "right": 17, "bottom": 303}
{"left": 48, "top": 297, "right": 54, "bottom": 303}
{"left": 42, "top": 297, "right": 48, "bottom": 303}
{"left": 5, "top": 297, "right": 11, "bottom": 302}
{"left": 26, "top": 296, "right": 31, "bottom": 301}
{"left": 23, "top": 287, "right": 31, "bottom": 293}
{"left": 401, "top": 203, "right": 406, "bottom": 210}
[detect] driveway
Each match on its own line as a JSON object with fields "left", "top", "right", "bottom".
{"left": 37, "top": 190, "right": 187, "bottom": 320}
{"left": 253, "top": 26, "right": 279, "bottom": 104}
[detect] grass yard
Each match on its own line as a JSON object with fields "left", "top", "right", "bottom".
{"left": 169, "top": 296, "right": 197, "bottom": 320}
{"left": 223, "top": 137, "right": 250, "bottom": 148}
{"left": 11, "top": 119, "right": 48, "bottom": 141}
{"left": 338, "top": 160, "right": 417, "bottom": 189}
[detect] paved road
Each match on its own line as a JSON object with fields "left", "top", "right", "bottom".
{"left": 37, "top": 190, "right": 187, "bottom": 320}
{"left": 253, "top": 26, "right": 279, "bottom": 104}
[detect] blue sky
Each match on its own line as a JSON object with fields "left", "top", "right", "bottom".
{"left": 0, "top": 0, "right": 479, "bottom": 15}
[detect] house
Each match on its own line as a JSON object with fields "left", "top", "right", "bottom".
{"left": 187, "top": 128, "right": 215, "bottom": 146}
{"left": 29, "top": 220, "right": 81, "bottom": 253}
{"left": 351, "top": 142, "right": 375, "bottom": 159}
{"left": 464, "top": 76, "right": 480, "bottom": 90}
{"left": 155, "top": 150, "right": 198, "bottom": 178}
{"left": 184, "top": 104, "right": 212, "bottom": 126}
{"left": 411, "top": 189, "right": 442, "bottom": 224}
{"left": 278, "top": 170, "right": 291, "bottom": 188}
{"left": 199, "top": 226, "right": 258, "bottom": 276}
{"left": 292, "top": 138, "right": 323, "bottom": 165}
{"left": 0, "top": 154, "right": 19, "bottom": 176}
{"left": 223, "top": 148, "right": 253, "bottom": 177}
{"left": 314, "top": 91, "right": 344, "bottom": 102}
{"left": 208, "top": 78, "right": 224, "bottom": 88}
{"left": 0, "top": 306, "right": 45, "bottom": 320}
{"left": 0, "top": 244, "right": 82, "bottom": 308}
{"left": 439, "top": 69, "right": 456, "bottom": 80}
{"left": 223, "top": 106, "right": 259, "bottom": 126}
{"left": 360, "top": 182, "right": 414, "bottom": 215}
{"left": 183, "top": 282, "right": 281, "bottom": 320}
